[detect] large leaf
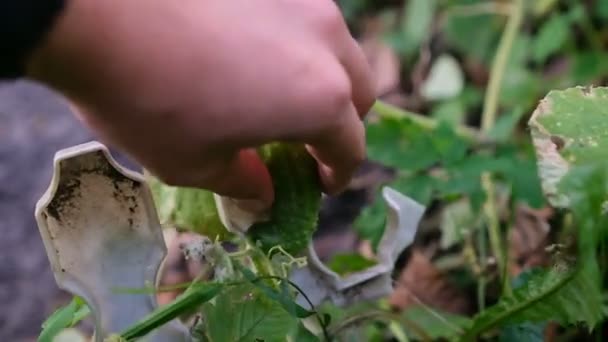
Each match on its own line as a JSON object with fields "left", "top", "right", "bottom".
{"left": 203, "top": 283, "right": 298, "bottom": 342}
{"left": 529, "top": 87, "right": 608, "bottom": 208}
{"left": 147, "top": 175, "right": 230, "bottom": 239}
{"left": 462, "top": 261, "right": 603, "bottom": 339}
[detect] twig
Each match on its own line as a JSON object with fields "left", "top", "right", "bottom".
{"left": 479, "top": 0, "right": 524, "bottom": 296}
{"left": 372, "top": 100, "right": 485, "bottom": 142}
{"left": 480, "top": 0, "right": 523, "bottom": 132}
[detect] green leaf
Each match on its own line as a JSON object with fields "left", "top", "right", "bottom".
{"left": 463, "top": 261, "right": 603, "bottom": 339}
{"left": 571, "top": 51, "right": 608, "bottom": 84}
{"left": 558, "top": 163, "right": 608, "bottom": 259}
{"left": 366, "top": 117, "right": 441, "bottom": 172}
{"left": 532, "top": 14, "right": 570, "bottom": 63}
{"left": 203, "top": 283, "right": 298, "bottom": 342}
{"left": 597, "top": 0, "right": 608, "bottom": 20}
{"left": 326, "top": 253, "right": 378, "bottom": 276}
{"left": 499, "top": 270, "right": 548, "bottom": 342}
{"left": 529, "top": 87, "right": 608, "bottom": 208}
{"left": 147, "top": 175, "right": 230, "bottom": 239}
{"left": 401, "top": 0, "right": 436, "bottom": 55}
{"left": 498, "top": 145, "right": 545, "bottom": 209}
{"left": 237, "top": 265, "right": 315, "bottom": 319}
{"left": 444, "top": 1, "right": 501, "bottom": 63}
{"left": 431, "top": 99, "right": 466, "bottom": 126}
{"left": 488, "top": 107, "right": 525, "bottom": 143}
{"left": 354, "top": 195, "right": 387, "bottom": 248}
{"left": 39, "top": 297, "right": 90, "bottom": 342}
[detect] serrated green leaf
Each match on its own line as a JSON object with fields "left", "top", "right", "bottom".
{"left": 463, "top": 261, "right": 603, "bottom": 339}
{"left": 499, "top": 271, "right": 548, "bottom": 342}
{"left": 366, "top": 117, "right": 442, "bottom": 172}
{"left": 203, "top": 283, "right": 298, "bottom": 342}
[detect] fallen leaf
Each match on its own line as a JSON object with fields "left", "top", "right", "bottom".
{"left": 390, "top": 250, "right": 472, "bottom": 315}
{"left": 508, "top": 205, "right": 553, "bottom": 276}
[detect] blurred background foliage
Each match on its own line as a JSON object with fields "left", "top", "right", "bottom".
{"left": 313, "top": 0, "right": 608, "bottom": 340}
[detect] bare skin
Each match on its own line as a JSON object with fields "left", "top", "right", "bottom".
{"left": 26, "top": 0, "right": 375, "bottom": 209}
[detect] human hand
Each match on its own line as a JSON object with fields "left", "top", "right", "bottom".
{"left": 26, "top": 0, "right": 375, "bottom": 207}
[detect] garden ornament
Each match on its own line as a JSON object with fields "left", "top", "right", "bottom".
{"left": 290, "top": 187, "right": 425, "bottom": 307}
{"left": 35, "top": 141, "right": 190, "bottom": 342}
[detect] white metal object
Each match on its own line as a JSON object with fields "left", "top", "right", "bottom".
{"left": 35, "top": 141, "right": 190, "bottom": 341}
{"left": 290, "top": 187, "right": 425, "bottom": 307}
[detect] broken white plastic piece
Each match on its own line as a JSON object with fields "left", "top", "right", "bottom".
{"left": 290, "top": 187, "right": 425, "bottom": 307}
{"left": 35, "top": 141, "right": 190, "bottom": 342}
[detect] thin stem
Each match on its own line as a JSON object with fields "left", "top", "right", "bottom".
{"left": 478, "top": 0, "right": 524, "bottom": 295}
{"left": 372, "top": 100, "right": 485, "bottom": 143}
{"left": 477, "top": 227, "right": 488, "bottom": 311}
{"left": 480, "top": 0, "right": 523, "bottom": 132}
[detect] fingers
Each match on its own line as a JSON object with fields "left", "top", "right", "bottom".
{"left": 337, "top": 37, "right": 376, "bottom": 119}
{"left": 314, "top": 1, "right": 375, "bottom": 118}
{"left": 306, "top": 102, "right": 366, "bottom": 195}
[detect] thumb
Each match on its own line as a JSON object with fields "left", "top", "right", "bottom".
{"left": 201, "top": 148, "right": 274, "bottom": 208}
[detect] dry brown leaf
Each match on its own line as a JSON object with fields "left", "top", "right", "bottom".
{"left": 508, "top": 204, "right": 553, "bottom": 276}
{"left": 390, "top": 250, "right": 472, "bottom": 315}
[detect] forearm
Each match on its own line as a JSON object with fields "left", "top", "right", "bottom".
{"left": 0, "top": 0, "right": 66, "bottom": 79}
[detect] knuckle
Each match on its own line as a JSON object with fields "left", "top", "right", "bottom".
{"left": 314, "top": 67, "right": 352, "bottom": 118}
